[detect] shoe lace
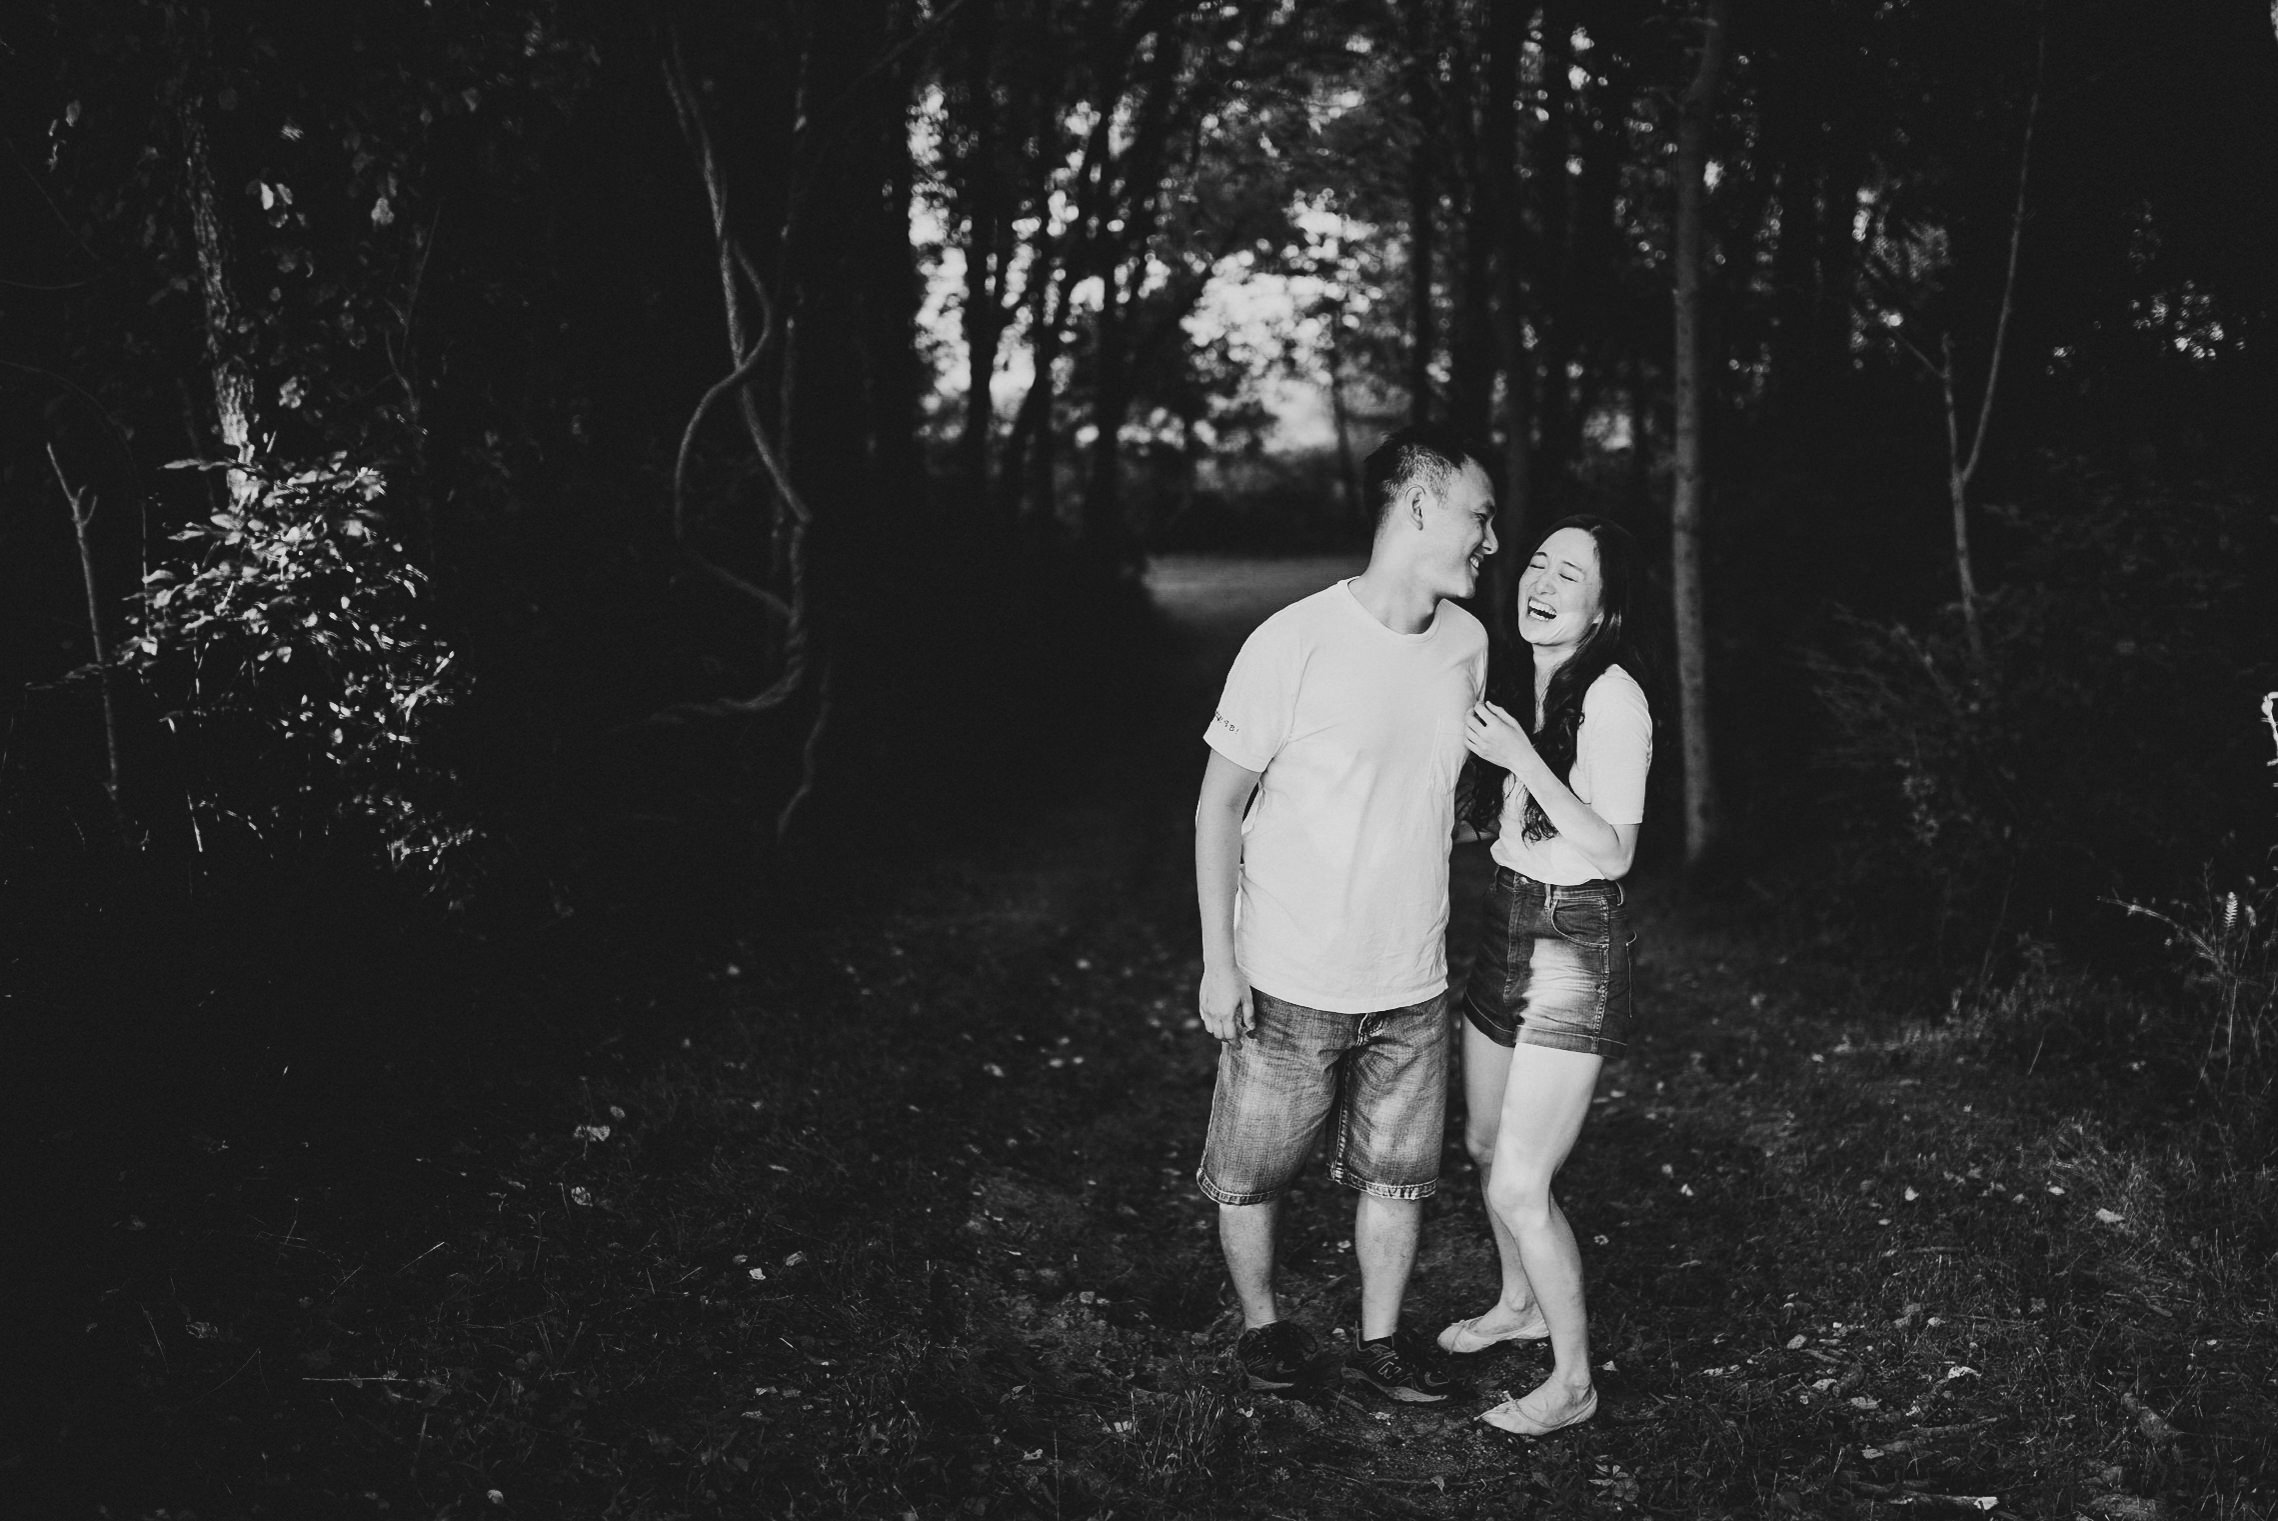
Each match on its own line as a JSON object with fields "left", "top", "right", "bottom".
{"left": 1362, "top": 1339, "right": 1413, "bottom": 1375}
{"left": 1367, "top": 1336, "right": 1441, "bottom": 1383}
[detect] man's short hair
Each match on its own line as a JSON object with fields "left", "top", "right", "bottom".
{"left": 1363, "top": 422, "right": 1484, "bottom": 530}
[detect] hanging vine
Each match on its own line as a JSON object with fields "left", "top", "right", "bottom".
{"left": 655, "top": 26, "right": 828, "bottom": 842}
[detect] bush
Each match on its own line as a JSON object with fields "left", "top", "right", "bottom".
{"left": 1806, "top": 465, "right": 2275, "bottom": 954}
{"left": 121, "top": 457, "right": 475, "bottom": 895}
{"left": 2111, "top": 874, "right": 2278, "bottom": 1091}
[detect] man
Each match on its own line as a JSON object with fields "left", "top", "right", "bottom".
{"left": 1194, "top": 422, "right": 1496, "bottom": 1402}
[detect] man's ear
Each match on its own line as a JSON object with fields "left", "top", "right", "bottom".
{"left": 1409, "top": 484, "right": 1429, "bottom": 529}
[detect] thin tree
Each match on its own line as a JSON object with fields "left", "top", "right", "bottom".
{"left": 49, "top": 447, "right": 131, "bottom": 848}
{"left": 1670, "top": 0, "right": 1728, "bottom": 867}
{"left": 1887, "top": 32, "right": 2045, "bottom": 669}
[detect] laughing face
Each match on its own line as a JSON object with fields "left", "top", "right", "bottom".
{"left": 1426, "top": 460, "right": 1499, "bottom": 602}
{"left": 1517, "top": 525, "right": 1605, "bottom": 654}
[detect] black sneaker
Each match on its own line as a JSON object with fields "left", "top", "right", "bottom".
{"left": 1236, "top": 1320, "right": 1321, "bottom": 1391}
{"left": 1343, "top": 1333, "right": 1456, "bottom": 1403}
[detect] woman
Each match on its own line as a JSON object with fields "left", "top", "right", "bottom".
{"left": 1440, "top": 515, "right": 1652, "bottom": 1436}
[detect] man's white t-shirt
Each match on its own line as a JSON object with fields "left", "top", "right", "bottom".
{"left": 1205, "top": 580, "right": 1488, "bottom": 1014}
{"left": 1490, "top": 665, "right": 1652, "bottom": 885}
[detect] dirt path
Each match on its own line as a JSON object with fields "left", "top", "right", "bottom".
{"left": 30, "top": 554, "right": 2272, "bottom": 1519}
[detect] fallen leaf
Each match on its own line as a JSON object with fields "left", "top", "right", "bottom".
{"left": 2088, "top": 1497, "right": 2163, "bottom": 1520}
{"left": 573, "top": 1124, "right": 611, "bottom": 1142}
{"left": 2096, "top": 1208, "right": 2125, "bottom": 1224}
{"left": 2121, "top": 1393, "right": 2176, "bottom": 1442}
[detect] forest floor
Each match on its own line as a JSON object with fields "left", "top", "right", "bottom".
{"left": 13, "top": 556, "right": 2277, "bottom": 1520}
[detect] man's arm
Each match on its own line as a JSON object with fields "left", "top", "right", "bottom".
{"left": 1195, "top": 748, "right": 1263, "bottom": 1044}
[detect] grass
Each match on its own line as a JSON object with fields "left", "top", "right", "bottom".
{"left": 12, "top": 582, "right": 2276, "bottom": 1519}
{"left": 21, "top": 818, "right": 2276, "bottom": 1519}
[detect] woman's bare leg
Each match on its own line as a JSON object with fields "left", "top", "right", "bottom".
{"left": 1450, "top": 1020, "right": 1546, "bottom": 1335}
{"left": 1482, "top": 1042, "right": 1602, "bottom": 1425}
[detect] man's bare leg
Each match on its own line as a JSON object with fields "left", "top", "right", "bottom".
{"left": 1354, "top": 1192, "right": 1421, "bottom": 1342}
{"left": 1219, "top": 1199, "right": 1280, "bottom": 1329}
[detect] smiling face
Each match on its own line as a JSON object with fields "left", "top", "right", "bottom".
{"left": 1420, "top": 460, "right": 1499, "bottom": 602}
{"left": 1517, "top": 525, "right": 1605, "bottom": 654}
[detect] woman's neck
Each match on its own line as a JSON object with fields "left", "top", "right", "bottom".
{"left": 1530, "top": 643, "right": 1574, "bottom": 716}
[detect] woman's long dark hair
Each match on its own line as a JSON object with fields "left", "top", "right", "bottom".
{"left": 1462, "top": 514, "right": 1649, "bottom": 841}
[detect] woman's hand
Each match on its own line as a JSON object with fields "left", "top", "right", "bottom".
{"left": 1464, "top": 700, "right": 1539, "bottom": 775}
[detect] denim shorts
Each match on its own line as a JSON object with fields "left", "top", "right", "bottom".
{"left": 1461, "top": 869, "right": 1635, "bottom": 1055}
{"left": 1196, "top": 987, "right": 1449, "bottom": 1205}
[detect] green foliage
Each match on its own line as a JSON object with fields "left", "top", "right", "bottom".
{"left": 122, "top": 458, "right": 473, "bottom": 887}
{"left": 2113, "top": 876, "right": 2278, "bottom": 1091}
{"left": 1809, "top": 469, "right": 2274, "bottom": 927}
{"left": 1813, "top": 468, "right": 2278, "bottom": 1092}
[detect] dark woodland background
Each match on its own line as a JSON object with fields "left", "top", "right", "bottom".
{"left": 3, "top": 1, "right": 2276, "bottom": 1516}
{"left": 6, "top": 0, "right": 2275, "bottom": 942}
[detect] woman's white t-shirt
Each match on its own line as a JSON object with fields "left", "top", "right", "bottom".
{"left": 1490, "top": 665, "right": 1652, "bottom": 886}
{"left": 1205, "top": 580, "right": 1488, "bottom": 1013}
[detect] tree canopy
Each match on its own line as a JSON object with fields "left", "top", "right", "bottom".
{"left": 3, "top": 0, "right": 2272, "bottom": 895}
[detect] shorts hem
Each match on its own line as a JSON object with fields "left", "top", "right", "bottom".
{"left": 1463, "top": 998, "right": 1518, "bottom": 1048}
{"left": 1516, "top": 1029, "right": 1624, "bottom": 1057}
{"left": 1326, "top": 1165, "right": 1438, "bottom": 1201}
{"left": 1196, "top": 1171, "right": 1283, "bottom": 1207}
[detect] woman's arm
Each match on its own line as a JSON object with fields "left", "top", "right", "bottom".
{"left": 1463, "top": 700, "right": 1642, "bottom": 879}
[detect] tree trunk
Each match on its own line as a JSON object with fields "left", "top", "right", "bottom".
{"left": 1326, "top": 290, "right": 1362, "bottom": 522}
{"left": 1531, "top": 0, "right": 1578, "bottom": 481}
{"left": 1671, "top": 0, "right": 1728, "bottom": 868}
{"left": 1404, "top": 2, "right": 1441, "bottom": 424}
{"left": 177, "top": 70, "right": 256, "bottom": 504}
{"left": 1484, "top": 0, "right": 1530, "bottom": 606}
{"left": 957, "top": 0, "right": 1003, "bottom": 517}
{"left": 1446, "top": 36, "right": 1497, "bottom": 449}
{"left": 1081, "top": 260, "right": 1132, "bottom": 549}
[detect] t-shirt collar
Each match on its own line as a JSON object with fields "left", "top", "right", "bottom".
{"left": 1338, "top": 577, "right": 1443, "bottom": 641}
